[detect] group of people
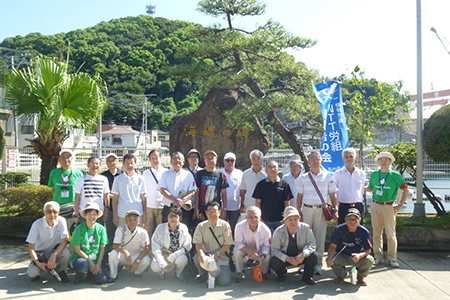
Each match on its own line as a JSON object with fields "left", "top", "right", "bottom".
{"left": 27, "top": 146, "right": 409, "bottom": 288}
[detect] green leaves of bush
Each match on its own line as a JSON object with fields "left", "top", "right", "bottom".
{"left": 1, "top": 185, "right": 53, "bottom": 219}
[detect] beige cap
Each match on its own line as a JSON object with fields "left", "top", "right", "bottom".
{"left": 283, "top": 206, "right": 300, "bottom": 221}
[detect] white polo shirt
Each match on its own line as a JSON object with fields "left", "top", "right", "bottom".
{"left": 239, "top": 167, "right": 266, "bottom": 207}
{"left": 143, "top": 166, "right": 167, "bottom": 209}
{"left": 157, "top": 168, "right": 197, "bottom": 207}
{"left": 26, "top": 216, "right": 68, "bottom": 251}
{"left": 296, "top": 171, "right": 337, "bottom": 205}
{"left": 113, "top": 225, "right": 149, "bottom": 255}
{"left": 111, "top": 172, "right": 146, "bottom": 218}
{"left": 220, "top": 167, "right": 243, "bottom": 211}
{"left": 333, "top": 166, "right": 366, "bottom": 204}
{"left": 282, "top": 172, "right": 301, "bottom": 208}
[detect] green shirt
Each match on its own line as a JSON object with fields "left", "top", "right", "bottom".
{"left": 70, "top": 222, "right": 108, "bottom": 264}
{"left": 48, "top": 167, "right": 84, "bottom": 205}
{"left": 369, "top": 170, "right": 405, "bottom": 202}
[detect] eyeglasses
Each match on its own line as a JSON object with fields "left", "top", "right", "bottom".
{"left": 225, "top": 159, "right": 235, "bottom": 163}
{"left": 44, "top": 210, "right": 59, "bottom": 214}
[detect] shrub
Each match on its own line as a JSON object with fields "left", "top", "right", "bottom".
{"left": 1, "top": 185, "right": 53, "bottom": 219}
{"left": 0, "top": 172, "right": 31, "bottom": 188}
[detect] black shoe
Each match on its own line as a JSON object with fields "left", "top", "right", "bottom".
{"left": 277, "top": 273, "right": 286, "bottom": 281}
{"left": 58, "top": 271, "right": 69, "bottom": 283}
{"left": 195, "top": 274, "right": 207, "bottom": 284}
{"left": 236, "top": 272, "right": 245, "bottom": 283}
{"left": 107, "top": 277, "right": 116, "bottom": 283}
{"left": 302, "top": 276, "right": 315, "bottom": 285}
{"left": 30, "top": 275, "right": 40, "bottom": 282}
{"left": 74, "top": 273, "right": 83, "bottom": 285}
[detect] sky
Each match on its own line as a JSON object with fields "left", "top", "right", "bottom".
{"left": 1, "top": 0, "right": 450, "bottom": 95}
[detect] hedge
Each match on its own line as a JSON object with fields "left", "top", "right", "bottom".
{"left": 1, "top": 185, "right": 53, "bottom": 219}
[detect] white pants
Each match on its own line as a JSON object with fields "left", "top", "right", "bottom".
{"left": 108, "top": 250, "right": 151, "bottom": 279}
{"left": 233, "top": 249, "right": 270, "bottom": 274}
{"left": 150, "top": 254, "right": 188, "bottom": 278}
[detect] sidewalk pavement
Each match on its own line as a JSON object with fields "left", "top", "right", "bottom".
{"left": 0, "top": 238, "right": 449, "bottom": 300}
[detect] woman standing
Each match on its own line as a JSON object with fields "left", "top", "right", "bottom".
{"left": 70, "top": 202, "right": 108, "bottom": 284}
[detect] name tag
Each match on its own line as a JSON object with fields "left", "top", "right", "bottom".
{"left": 89, "top": 253, "right": 97, "bottom": 261}
{"left": 61, "top": 190, "right": 69, "bottom": 198}
{"left": 376, "top": 190, "right": 383, "bottom": 196}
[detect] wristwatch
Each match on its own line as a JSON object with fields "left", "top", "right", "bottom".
{"left": 135, "top": 259, "right": 141, "bottom": 264}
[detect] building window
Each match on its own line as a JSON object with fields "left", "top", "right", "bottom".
{"left": 158, "top": 136, "right": 166, "bottom": 142}
{"left": 112, "top": 137, "right": 122, "bottom": 145}
{"left": 21, "top": 125, "right": 34, "bottom": 134}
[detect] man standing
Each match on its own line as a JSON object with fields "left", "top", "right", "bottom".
{"left": 333, "top": 148, "right": 366, "bottom": 225}
{"left": 185, "top": 149, "right": 203, "bottom": 176}
{"left": 270, "top": 206, "right": 317, "bottom": 285}
{"left": 73, "top": 156, "right": 110, "bottom": 225}
{"left": 326, "top": 208, "right": 374, "bottom": 286}
{"left": 101, "top": 153, "right": 122, "bottom": 249}
{"left": 195, "top": 150, "right": 228, "bottom": 221}
{"left": 253, "top": 161, "right": 292, "bottom": 231}
{"left": 282, "top": 154, "right": 303, "bottom": 208}
{"left": 107, "top": 210, "right": 151, "bottom": 283}
{"left": 112, "top": 154, "right": 147, "bottom": 227}
{"left": 296, "top": 151, "right": 338, "bottom": 275}
{"left": 366, "top": 151, "right": 409, "bottom": 268}
{"left": 143, "top": 150, "right": 167, "bottom": 239}
{"left": 220, "top": 152, "right": 243, "bottom": 235}
{"left": 193, "top": 201, "right": 233, "bottom": 287}
{"left": 239, "top": 149, "right": 266, "bottom": 213}
{"left": 48, "top": 149, "right": 83, "bottom": 226}
{"left": 158, "top": 151, "right": 197, "bottom": 226}
{"left": 233, "top": 206, "right": 271, "bottom": 282}
{"left": 26, "top": 201, "right": 70, "bottom": 282}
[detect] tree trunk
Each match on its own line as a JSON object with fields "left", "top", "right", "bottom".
{"left": 40, "top": 155, "right": 57, "bottom": 185}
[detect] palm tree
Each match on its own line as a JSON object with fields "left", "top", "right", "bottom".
{"left": 4, "top": 55, "right": 107, "bottom": 185}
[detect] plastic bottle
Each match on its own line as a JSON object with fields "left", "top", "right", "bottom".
{"left": 351, "top": 265, "right": 357, "bottom": 285}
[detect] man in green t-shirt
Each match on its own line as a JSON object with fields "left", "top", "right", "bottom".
{"left": 70, "top": 202, "right": 108, "bottom": 284}
{"left": 48, "top": 149, "right": 83, "bottom": 226}
{"left": 366, "top": 152, "right": 408, "bottom": 269}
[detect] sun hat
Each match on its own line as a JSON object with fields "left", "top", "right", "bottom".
{"left": 283, "top": 206, "right": 301, "bottom": 221}
{"left": 80, "top": 202, "right": 103, "bottom": 218}
{"left": 203, "top": 150, "right": 218, "bottom": 158}
{"left": 374, "top": 151, "right": 395, "bottom": 163}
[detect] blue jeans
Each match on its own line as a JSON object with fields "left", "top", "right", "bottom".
{"left": 73, "top": 258, "right": 107, "bottom": 284}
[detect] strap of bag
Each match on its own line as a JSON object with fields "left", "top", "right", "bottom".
{"left": 209, "top": 227, "right": 230, "bottom": 258}
{"left": 149, "top": 168, "right": 159, "bottom": 184}
{"left": 121, "top": 226, "right": 138, "bottom": 248}
{"left": 308, "top": 172, "right": 326, "bottom": 204}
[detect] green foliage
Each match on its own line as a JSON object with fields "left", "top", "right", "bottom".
{"left": 0, "top": 172, "right": 31, "bottom": 187}
{"left": 371, "top": 142, "right": 417, "bottom": 175}
{"left": 424, "top": 104, "right": 450, "bottom": 162}
{"left": 396, "top": 214, "right": 450, "bottom": 229}
{"left": 1, "top": 185, "right": 53, "bottom": 218}
{"left": 0, "top": 16, "right": 204, "bottom": 130}
{"left": 342, "top": 66, "right": 411, "bottom": 155}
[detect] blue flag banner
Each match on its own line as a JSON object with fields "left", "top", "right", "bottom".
{"left": 312, "top": 81, "right": 349, "bottom": 173}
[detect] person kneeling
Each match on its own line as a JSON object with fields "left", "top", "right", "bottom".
{"left": 326, "top": 208, "right": 374, "bottom": 286}
{"left": 233, "top": 206, "right": 271, "bottom": 282}
{"left": 108, "top": 210, "right": 150, "bottom": 283}
{"left": 270, "top": 206, "right": 317, "bottom": 285}
{"left": 151, "top": 207, "right": 191, "bottom": 283}
{"left": 70, "top": 202, "right": 108, "bottom": 285}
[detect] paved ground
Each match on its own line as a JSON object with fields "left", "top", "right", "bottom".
{"left": 1, "top": 237, "right": 449, "bottom": 300}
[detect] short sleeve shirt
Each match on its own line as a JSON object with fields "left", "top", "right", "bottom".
{"left": 239, "top": 167, "right": 267, "bottom": 207}
{"left": 193, "top": 219, "right": 233, "bottom": 265}
{"left": 195, "top": 169, "right": 229, "bottom": 209}
{"left": 157, "top": 168, "right": 197, "bottom": 207}
{"left": 74, "top": 174, "right": 110, "bottom": 211}
{"left": 333, "top": 167, "right": 366, "bottom": 203}
{"left": 369, "top": 170, "right": 406, "bottom": 202}
{"left": 113, "top": 225, "right": 149, "bottom": 255}
{"left": 48, "top": 167, "right": 84, "bottom": 205}
{"left": 252, "top": 178, "right": 292, "bottom": 222}
{"left": 143, "top": 166, "right": 167, "bottom": 209}
{"left": 26, "top": 216, "right": 68, "bottom": 251}
{"left": 296, "top": 171, "right": 337, "bottom": 205}
{"left": 111, "top": 172, "right": 146, "bottom": 217}
{"left": 330, "top": 224, "right": 372, "bottom": 256}
{"left": 220, "top": 168, "right": 243, "bottom": 211}
{"left": 70, "top": 222, "right": 108, "bottom": 264}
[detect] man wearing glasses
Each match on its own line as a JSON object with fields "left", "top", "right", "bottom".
{"left": 26, "top": 201, "right": 70, "bottom": 282}
{"left": 220, "top": 152, "right": 243, "bottom": 235}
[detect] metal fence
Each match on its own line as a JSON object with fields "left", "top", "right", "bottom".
{"left": 2, "top": 146, "right": 450, "bottom": 195}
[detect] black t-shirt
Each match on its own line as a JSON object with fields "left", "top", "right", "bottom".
{"left": 195, "top": 169, "right": 229, "bottom": 209}
{"left": 252, "top": 178, "right": 292, "bottom": 222}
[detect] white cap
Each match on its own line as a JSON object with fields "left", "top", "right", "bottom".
{"left": 59, "top": 149, "right": 73, "bottom": 157}
{"left": 223, "top": 152, "right": 236, "bottom": 160}
{"left": 105, "top": 153, "right": 118, "bottom": 160}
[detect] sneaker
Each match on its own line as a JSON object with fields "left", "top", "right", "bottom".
{"left": 236, "top": 272, "right": 245, "bottom": 283}
{"left": 357, "top": 276, "right": 367, "bottom": 286}
{"left": 314, "top": 266, "right": 323, "bottom": 276}
{"left": 390, "top": 260, "right": 400, "bottom": 268}
{"left": 107, "top": 277, "right": 116, "bottom": 283}
{"left": 302, "top": 276, "right": 315, "bottom": 285}
{"left": 374, "top": 258, "right": 383, "bottom": 265}
{"left": 333, "top": 271, "right": 348, "bottom": 283}
{"left": 58, "top": 271, "right": 69, "bottom": 283}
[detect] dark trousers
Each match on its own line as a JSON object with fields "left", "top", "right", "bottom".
{"left": 226, "top": 210, "right": 240, "bottom": 237}
{"left": 338, "top": 202, "right": 364, "bottom": 225}
{"left": 270, "top": 252, "right": 318, "bottom": 279}
{"left": 162, "top": 205, "right": 194, "bottom": 230}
